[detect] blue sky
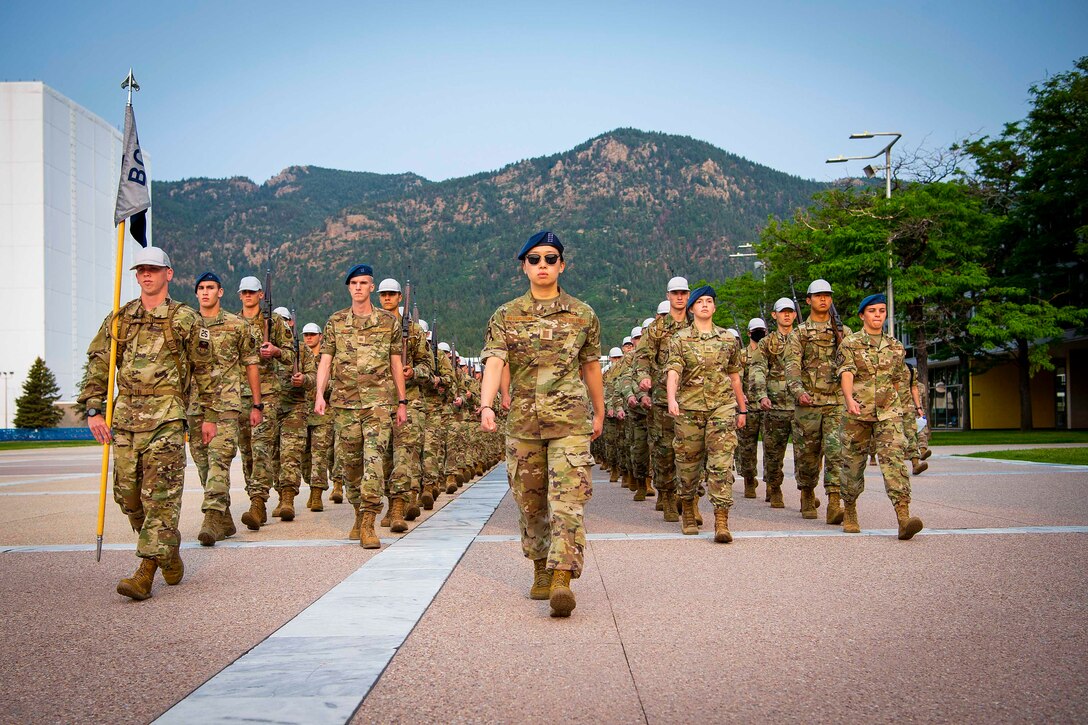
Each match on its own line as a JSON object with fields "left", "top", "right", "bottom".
{"left": 2, "top": 0, "right": 1084, "bottom": 184}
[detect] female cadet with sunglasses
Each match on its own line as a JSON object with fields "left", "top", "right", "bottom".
{"left": 480, "top": 230, "right": 604, "bottom": 618}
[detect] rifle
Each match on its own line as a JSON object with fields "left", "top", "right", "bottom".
{"left": 401, "top": 276, "right": 412, "bottom": 364}
{"left": 263, "top": 268, "right": 273, "bottom": 344}
{"left": 788, "top": 276, "right": 802, "bottom": 324}
{"left": 430, "top": 316, "right": 439, "bottom": 370}
{"left": 291, "top": 305, "right": 300, "bottom": 375}
{"left": 829, "top": 300, "right": 845, "bottom": 346}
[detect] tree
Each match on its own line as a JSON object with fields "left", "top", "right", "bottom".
{"left": 13, "top": 357, "right": 64, "bottom": 429}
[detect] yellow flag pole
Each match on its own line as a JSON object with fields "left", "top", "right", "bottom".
{"left": 95, "top": 217, "right": 125, "bottom": 561}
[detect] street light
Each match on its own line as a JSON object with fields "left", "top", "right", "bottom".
{"left": 827, "top": 131, "right": 902, "bottom": 336}
{"left": 1, "top": 371, "right": 14, "bottom": 429}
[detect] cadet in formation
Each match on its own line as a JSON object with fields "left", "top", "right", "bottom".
{"left": 300, "top": 322, "right": 337, "bottom": 506}
{"left": 81, "top": 247, "right": 217, "bottom": 600}
{"left": 734, "top": 318, "right": 767, "bottom": 499}
{"left": 480, "top": 230, "right": 604, "bottom": 618}
{"left": 753, "top": 297, "right": 798, "bottom": 508}
{"left": 274, "top": 309, "right": 316, "bottom": 522}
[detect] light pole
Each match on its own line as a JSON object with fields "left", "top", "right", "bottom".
{"left": 826, "top": 131, "right": 902, "bottom": 337}
{"left": 730, "top": 243, "right": 767, "bottom": 318}
{"left": 1, "top": 371, "right": 14, "bottom": 428}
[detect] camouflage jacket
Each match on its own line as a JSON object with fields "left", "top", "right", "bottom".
{"left": 786, "top": 316, "right": 852, "bottom": 406}
{"left": 80, "top": 297, "right": 216, "bottom": 431}
{"left": 614, "top": 350, "right": 647, "bottom": 414}
{"left": 305, "top": 345, "right": 333, "bottom": 425}
{"left": 239, "top": 310, "right": 295, "bottom": 398}
{"left": 321, "top": 306, "right": 400, "bottom": 410}
{"left": 279, "top": 337, "right": 317, "bottom": 406}
{"left": 392, "top": 316, "right": 434, "bottom": 403}
{"left": 740, "top": 344, "right": 767, "bottom": 408}
{"left": 426, "top": 352, "right": 459, "bottom": 417}
{"left": 632, "top": 313, "right": 688, "bottom": 406}
{"left": 603, "top": 362, "right": 624, "bottom": 412}
{"left": 481, "top": 288, "right": 601, "bottom": 439}
{"left": 836, "top": 331, "right": 908, "bottom": 422}
{"left": 664, "top": 324, "right": 743, "bottom": 412}
{"left": 754, "top": 328, "right": 798, "bottom": 411}
{"left": 187, "top": 309, "right": 261, "bottom": 418}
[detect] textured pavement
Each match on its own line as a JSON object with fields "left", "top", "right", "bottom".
{"left": 1, "top": 443, "right": 1086, "bottom": 723}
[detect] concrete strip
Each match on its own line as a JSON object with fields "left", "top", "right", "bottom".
{"left": 0, "top": 473, "right": 93, "bottom": 488}
{"left": 153, "top": 471, "right": 510, "bottom": 725}
{"left": 949, "top": 455, "right": 1088, "bottom": 471}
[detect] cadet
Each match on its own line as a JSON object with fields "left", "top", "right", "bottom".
{"left": 619, "top": 325, "right": 652, "bottom": 500}
{"left": 421, "top": 341, "right": 457, "bottom": 503}
{"left": 188, "top": 271, "right": 263, "bottom": 546}
{"left": 665, "top": 286, "right": 745, "bottom": 542}
{"left": 602, "top": 347, "right": 626, "bottom": 482}
{"left": 837, "top": 294, "right": 924, "bottom": 539}
{"left": 235, "top": 275, "right": 295, "bottom": 531}
{"left": 300, "top": 322, "right": 337, "bottom": 506}
{"left": 634, "top": 276, "right": 690, "bottom": 522}
{"left": 902, "top": 363, "right": 930, "bottom": 475}
{"left": 274, "top": 313, "right": 316, "bottom": 521}
{"left": 786, "top": 279, "right": 851, "bottom": 524}
{"left": 754, "top": 297, "right": 799, "bottom": 508}
{"left": 735, "top": 318, "right": 767, "bottom": 498}
{"left": 81, "top": 247, "right": 216, "bottom": 600}
{"left": 480, "top": 230, "right": 604, "bottom": 618}
{"left": 315, "top": 264, "right": 408, "bottom": 548}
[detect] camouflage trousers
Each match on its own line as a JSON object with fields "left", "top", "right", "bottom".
{"left": 276, "top": 400, "right": 308, "bottom": 496}
{"left": 335, "top": 406, "right": 395, "bottom": 513}
{"left": 187, "top": 414, "right": 239, "bottom": 512}
{"left": 840, "top": 417, "right": 911, "bottom": 506}
{"left": 674, "top": 406, "right": 739, "bottom": 509}
{"left": 761, "top": 409, "right": 794, "bottom": 487}
{"left": 302, "top": 420, "right": 333, "bottom": 489}
{"left": 422, "top": 409, "right": 453, "bottom": 484}
{"left": 112, "top": 420, "right": 186, "bottom": 561}
{"left": 507, "top": 434, "right": 593, "bottom": 576}
{"left": 239, "top": 394, "right": 280, "bottom": 502}
{"left": 792, "top": 404, "right": 845, "bottom": 494}
{"left": 902, "top": 407, "right": 931, "bottom": 459}
{"left": 604, "top": 417, "right": 625, "bottom": 472}
{"left": 383, "top": 403, "right": 426, "bottom": 495}
{"left": 734, "top": 409, "right": 762, "bottom": 479}
{"left": 624, "top": 408, "right": 650, "bottom": 479}
{"left": 650, "top": 404, "right": 677, "bottom": 492}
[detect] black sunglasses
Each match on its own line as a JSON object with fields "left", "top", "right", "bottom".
{"left": 525, "top": 253, "right": 561, "bottom": 265}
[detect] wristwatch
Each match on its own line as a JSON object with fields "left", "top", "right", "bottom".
{"left": 86, "top": 408, "right": 101, "bottom": 418}
{"left": 398, "top": 399, "right": 408, "bottom": 405}
{"left": 252, "top": 403, "right": 265, "bottom": 411}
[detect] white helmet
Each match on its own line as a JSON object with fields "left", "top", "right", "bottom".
{"left": 773, "top": 297, "right": 796, "bottom": 312}
{"left": 609, "top": 347, "right": 623, "bottom": 358}
{"left": 807, "top": 279, "right": 833, "bottom": 295}
{"left": 667, "top": 276, "right": 689, "bottom": 292}
{"left": 622, "top": 336, "right": 633, "bottom": 345}
{"left": 273, "top": 306, "right": 291, "bottom": 320}
{"left": 301, "top": 322, "right": 322, "bottom": 334}
{"left": 748, "top": 317, "right": 767, "bottom": 331}
{"left": 657, "top": 300, "right": 670, "bottom": 314}
{"left": 378, "top": 278, "right": 402, "bottom": 293}
{"left": 437, "top": 342, "right": 451, "bottom": 352}
{"left": 642, "top": 318, "right": 654, "bottom": 329}
{"left": 726, "top": 328, "right": 740, "bottom": 339}
{"left": 631, "top": 326, "right": 643, "bottom": 338}
{"left": 418, "top": 319, "right": 429, "bottom": 333}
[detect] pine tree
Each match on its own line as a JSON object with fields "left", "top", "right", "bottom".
{"left": 13, "top": 357, "right": 64, "bottom": 429}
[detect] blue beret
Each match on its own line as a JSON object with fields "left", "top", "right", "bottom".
{"left": 194, "top": 271, "right": 221, "bottom": 291}
{"left": 686, "top": 285, "right": 716, "bottom": 310}
{"left": 517, "top": 230, "right": 564, "bottom": 260}
{"left": 858, "top": 293, "right": 887, "bottom": 315}
{"left": 345, "top": 264, "right": 374, "bottom": 284}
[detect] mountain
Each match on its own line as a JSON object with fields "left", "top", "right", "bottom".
{"left": 154, "top": 128, "right": 825, "bottom": 350}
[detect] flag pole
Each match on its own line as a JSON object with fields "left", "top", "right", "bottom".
{"left": 96, "top": 69, "right": 139, "bottom": 561}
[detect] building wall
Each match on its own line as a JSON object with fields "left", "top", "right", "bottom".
{"left": 970, "top": 360, "right": 1057, "bottom": 429}
{"left": 0, "top": 82, "right": 145, "bottom": 427}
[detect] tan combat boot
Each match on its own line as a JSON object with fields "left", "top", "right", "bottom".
{"left": 348, "top": 505, "right": 362, "bottom": 540}
{"left": 445, "top": 475, "right": 459, "bottom": 495}
{"left": 681, "top": 498, "right": 699, "bottom": 535}
{"left": 359, "top": 511, "right": 381, "bottom": 549}
{"left": 220, "top": 508, "right": 237, "bottom": 539}
{"left": 663, "top": 491, "right": 680, "bottom": 523}
{"left": 279, "top": 490, "right": 296, "bottom": 522}
{"left": 743, "top": 477, "right": 758, "bottom": 499}
{"left": 380, "top": 498, "right": 393, "bottom": 528}
{"left": 800, "top": 489, "right": 819, "bottom": 519}
{"left": 842, "top": 501, "right": 861, "bottom": 533}
{"left": 117, "top": 558, "right": 157, "bottom": 600}
{"left": 633, "top": 477, "right": 647, "bottom": 501}
{"left": 894, "top": 501, "right": 924, "bottom": 540}
{"left": 911, "top": 457, "right": 929, "bottom": 475}
{"left": 693, "top": 496, "right": 703, "bottom": 525}
{"left": 198, "top": 510, "right": 222, "bottom": 547}
{"left": 241, "top": 498, "right": 265, "bottom": 531}
{"left": 764, "top": 482, "right": 771, "bottom": 503}
{"left": 530, "top": 558, "right": 553, "bottom": 600}
{"left": 920, "top": 447, "right": 932, "bottom": 460}
{"left": 713, "top": 507, "right": 733, "bottom": 544}
{"left": 609, "top": 468, "right": 620, "bottom": 483}
{"left": 826, "top": 492, "right": 844, "bottom": 525}
{"left": 272, "top": 494, "right": 284, "bottom": 518}
{"left": 160, "top": 546, "right": 184, "bottom": 585}
{"left": 389, "top": 498, "right": 409, "bottom": 533}
{"left": 307, "top": 487, "right": 324, "bottom": 511}
{"left": 405, "top": 492, "right": 421, "bottom": 521}
{"left": 646, "top": 477, "right": 655, "bottom": 497}
{"left": 421, "top": 485, "right": 435, "bottom": 510}
{"left": 769, "top": 485, "right": 785, "bottom": 509}
{"left": 330, "top": 481, "right": 344, "bottom": 504}
{"left": 549, "top": 570, "right": 576, "bottom": 617}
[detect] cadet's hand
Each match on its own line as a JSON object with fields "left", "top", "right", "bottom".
{"left": 480, "top": 407, "right": 497, "bottom": 433}
{"left": 760, "top": 397, "right": 772, "bottom": 411}
{"left": 501, "top": 393, "right": 511, "bottom": 411}
{"left": 403, "top": 366, "right": 414, "bottom": 380}
{"left": 432, "top": 375, "right": 441, "bottom": 387}
{"left": 249, "top": 408, "right": 263, "bottom": 427}
{"left": 591, "top": 413, "right": 604, "bottom": 441}
{"left": 606, "top": 408, "right": 614, "bottom": 418}
{"left": 88, "top": 414, "right": 112, "bottom": 444}
{"left": 616, "top": 409, "right": 626, "bottom": 421}
{"left": 667, "top": 399, "right": 680, "bottom": 417}
{"left": 627, "top": 395, "right": 638, "bottom": 408}
{"left": 640, "top": 395, "right": 653, "bottom": 409}
{"left": 291, "top": 372, "right": 304, "bottom": 387}
{"left": 201, "top": 422, "right": 217, "bottom": 445}
{"left": 798, "top": 392, "right": 813, "bottom": 406}
{"left": 736, "top": 412, "right": 746, "bottom": 430}
{"left": 845, "top": 397, "right": 862, "bottom": 416}
{"left": 260, "top": 342, "right": 281, "bottom": 359}
{"left": 395, "top": 403, "right": 407, "bottom": 427}
{"left": 454, "top": 396, "right": 464, "bottom": 408}
{"left": 639, "top": 378, "right": 652, "bottom": 392}
{"left": 315, "top": 395, "right": 327, "bottom": 416}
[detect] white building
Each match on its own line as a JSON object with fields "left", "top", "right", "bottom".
{"left": 0, "top": 82, "right": 148, "bottom": 426}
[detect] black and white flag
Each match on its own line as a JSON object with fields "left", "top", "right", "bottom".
{"left": 113, "top": 104, "right": 150, "bottom": 246}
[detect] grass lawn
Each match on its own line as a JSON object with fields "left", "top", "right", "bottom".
{"left": 959, "top": 448, "right": 1088, "bottom": 465}
{"left": 0, "top": 440, "right": 99, "bottom": 451}
{"left": 929, "top": 430, "right": 1088, "bottom": 446}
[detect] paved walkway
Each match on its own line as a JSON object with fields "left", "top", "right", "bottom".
{"left": 1, "top": 445, "right": 1086, "bottom": 723}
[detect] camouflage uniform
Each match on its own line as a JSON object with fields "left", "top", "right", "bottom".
{"left": 79, "top": 297, "right": 215, "bottom": 561}
{"left": 276, "top": 341, "right": 317, "bottom": 498}
{"left": 237, "top": 311, "right": 294, "bottom": 504}
{"left": 754, "top": 328, "right": 797, "bottom": 491}
{"left": 836, "top": 331, "right": 911, "bottom": 505}
{"left": 614, "top": 350, "right": 650, "bottom": 480}
{"left": 665, "top": 324, "right": 743, "bottom": 508}
{"left": 481, "top": 289, "right": 601, "bottom": 576}
{"left": 321, "top": 306, "right": 401, "bottom": 513}
{"left": 786, "top": 317, "right": 852, "bottom": 495}
{"left": 633, "top": 314, "right": 687, "bottom": 494}
{"left": 186, "top": 309, "right": 261, "bottom": 513}
{"left": 382, "top": 318, "right": 433, "bottom": 502}
{"left": 302, "top": 345, "right": 333, "bottom": 491}
{"left": 734, "top": 342, "right": 766, "bottom": 481}
{"left": 421, "top": 350, "right": 457, "bottom": 491}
